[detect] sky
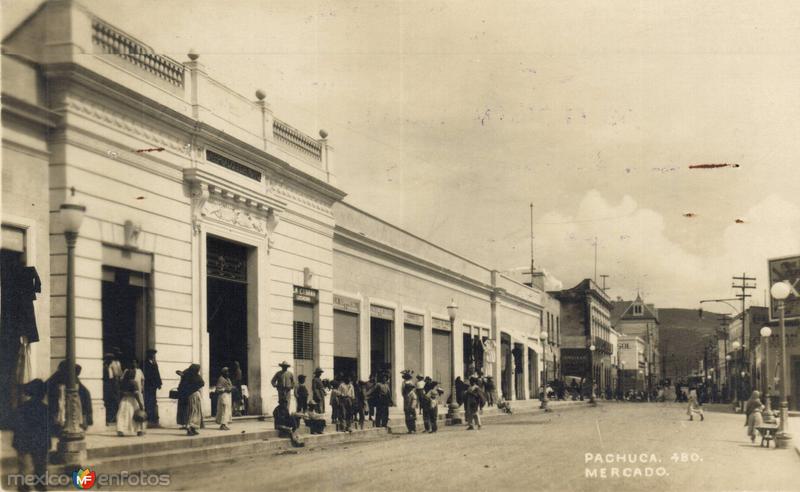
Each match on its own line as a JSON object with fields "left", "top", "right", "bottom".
{"left": 4, "top": 0, "right": 800, "bottom": 308}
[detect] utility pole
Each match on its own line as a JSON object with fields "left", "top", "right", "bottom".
{"left": 593, "top": 236, "right": 598, "bottom": 284}
{"left": 600, "top": 274, "right": 610, "bottom": 292}
{"left": 529, "top": 203, "right": 535, "bottom": 276}
{"left": 732, "top": 273, "right": 756, "bottom": 412}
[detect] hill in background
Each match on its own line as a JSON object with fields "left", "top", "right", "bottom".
{"left": 658, "top": 308, "right": 723, "bottom": 382}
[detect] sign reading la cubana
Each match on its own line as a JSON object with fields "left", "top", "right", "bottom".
{"left": 768, "top": 255, "right": 800, "bottom": 321}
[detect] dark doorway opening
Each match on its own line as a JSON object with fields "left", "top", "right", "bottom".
{"left": 207, "top": 237, "right": 248, "bottom": 416}
{"left": 102, "top": 267, "right": 149, "bottom": 367}
{"left": 514, "top": 343, "right": 525, "bottom": 400}
{"left": 501, "top": 334, "right": 511, "bottom": 400}
{"left": 0, "top": 249, "right": 25, "bottom": 429}
{"left": 370, "top": 317, "right": 393, "bottom": 381}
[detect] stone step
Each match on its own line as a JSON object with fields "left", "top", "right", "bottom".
{"left": 88, "top": 427, "right": 389, "bottom": 475}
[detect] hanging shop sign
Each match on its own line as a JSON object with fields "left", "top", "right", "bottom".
{"left": 404, "top": 312, "right": 424, "bottom": 326}
{"left": 333, "top": 294, "right": 360, "bottom": 313}
{"left": 294, "top": 286, "right": 318, "bottom": 304}
{"left": 370, "top": 305, "right": 394, "bottom": 321}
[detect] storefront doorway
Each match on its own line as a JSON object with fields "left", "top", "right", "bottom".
{"left": 334, "top": 310, "right": 358, "bottom": 380}
{"left": 0, "top": 245, "right": 27, "bottom": 429}
{"left": 370, "top": 316, "right": 393, "bottom": 379}
{"left": 501, "top": 333, "right": 512, "bottom": 400}
{"left": 514, "top": 343, "right": 525, "bottom": 400}
{"left": 432, "top": 328, "right": 452, "bottom": 389}
{"left": 528, "top": 348, "right": 537, "bottom": 399}
{"left": 206, "top": 237, "right": 248, "bottom": 415}
{"left": 101, "top": 267, "right": 150, "bottom": 366}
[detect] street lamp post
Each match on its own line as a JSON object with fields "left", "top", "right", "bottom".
{"left": 446, "top": 298, "right": 461, "bottom": 424}
{"left": 725, "top": 354, "right": 732, "bottom": 403}
{"left": 540, "top": 330, "right": 549, "bottom": 410}
{"left": 732, "top": 340, "right": 741, "bottom": 410}
{"left": 57, "top": 190, "right": 87, "bottom": 466}
{"left": 770, "top": 282, "right": 792, "bottom": 447}
{"left": 588, "top": 344, "right": 596, "bottom": 405}
{"left": 760, "top": 326, "right": 773, "bottom": 414}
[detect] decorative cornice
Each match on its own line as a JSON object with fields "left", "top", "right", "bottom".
{"left": 63, "top": 95, "right": 189, "bottom": 154}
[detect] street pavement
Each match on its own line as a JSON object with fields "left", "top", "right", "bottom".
{"left": 162, "top": 402, "right": 800, "bottom": 492}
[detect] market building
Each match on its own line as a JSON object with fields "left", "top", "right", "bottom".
{"left": 0, "top": 0, "right": 554, "bottom": 427}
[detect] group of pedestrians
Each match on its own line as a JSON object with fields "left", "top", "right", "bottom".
{"left": 401, "top": 371, "right": 444, "bottom": 433}
{"left": 102, "top": 348, "right": 162, "bottom": 435}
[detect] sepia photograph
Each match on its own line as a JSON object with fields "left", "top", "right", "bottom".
{"left": 1, "top": 1, "right": 800, "bottom": 490}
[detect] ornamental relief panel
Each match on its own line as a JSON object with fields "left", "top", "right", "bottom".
{"left": 202, "top": 199, "right": 267, "bottom": 234}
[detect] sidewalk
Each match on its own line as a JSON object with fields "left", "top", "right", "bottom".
{"left": 1, "top": 398, "right": 587, "bottom": 480}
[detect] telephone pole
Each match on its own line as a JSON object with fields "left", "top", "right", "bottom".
{"left": 732, "top": 273, "right": 756, "bottom": 412}
{"left": 600, "top": 274, "right": 610, "bottom": 292}
{"left": 529, "top": 203, "right": 535, "bottom": 276}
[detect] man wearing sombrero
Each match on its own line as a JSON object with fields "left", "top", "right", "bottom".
{"left": 271, "top": 361, "right": 295, "bottom": 409}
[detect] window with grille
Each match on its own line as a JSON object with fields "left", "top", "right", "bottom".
{"left": 293, "top": 321, "right": 314, "bottom": 360}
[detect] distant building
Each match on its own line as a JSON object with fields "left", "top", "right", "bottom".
{"left": 552, "top": 279, "right": 613, "bottom": 394}
{"left": 611, "top": 294, "right": 660, "bottom": 392}
{"left": 617, "top": 335, "right": 646, "bottom": 393}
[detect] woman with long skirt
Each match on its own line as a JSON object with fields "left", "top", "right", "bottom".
{"left": 744, "top": 390, "right": 765, "bottom": 443}
{"left": 177, "top": 364, "right": 204, "bottom": 436}
{"left": 215, "top": 367, "right": 233, "bottom": 431}
{"left": 116, "top": 369, "right": 145, "bottom": 436}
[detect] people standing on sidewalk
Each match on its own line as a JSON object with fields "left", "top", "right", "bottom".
{"left": 330, "top": 380, "right": 341, "bottom": 431}
{"left": 116, "top": 368, "right": 146, "bottom": 436}
{"left": 369, "top": 374, "right": 391, "bottom": 427}
{"left": 231, "top": 360, "right": 244, "bottom": 416}
{"left": 103, "top": 350, "right": 123, "bottom": 424}
{"left": 744, "top": 390, "right": 764, "bottom": 443}
{"left": 12, "top": 379, "right": 49, "bottom": 489}
{"left": 143, "top": 349, "right": 162, "bottom": 426}
{"left": 178, "top": 364, "right": 204, "bottom": 436}
{"left": 402, "top": 371, "right": 418, "bottom": 434}
{"left": 311, "top": 367, "right": 326, "bottom": 413}
{"left": 485, "top": 376, "right": 496, "bottom": 406}
{"left": 686, "top": 389, "right": 704, "bottom": 421}
{"left": 295, "top": 374, "right": 309, "bottom": 413}
{"left": 464, "top": 377, "right": 484, "bottom": 430}
{"left": 338, "top": 375, "right": 355, "bottom": 432}
{"left": 215, "top": 367, "right": 233, "bottom": 431}
{"left": 365, "top": 373, "right": 376, "bottom": 423}
{"left": 271, "top": 361, "right": 295, "bottom": 410}
{"left": 415, "top": 374, "right": 426, "bottom": 415}
{"left": 354, "top": 379, "right": 367, "bottom": 430}
{"left": 424, "top": 381, "right": 443, "bottom": 433}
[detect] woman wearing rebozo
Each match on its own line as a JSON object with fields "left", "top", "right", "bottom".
{"left": 744, "top": 390, "right": 765, "bottom": 444}
{"left": 177, "top": 364, "right": 205, "bottom": 436}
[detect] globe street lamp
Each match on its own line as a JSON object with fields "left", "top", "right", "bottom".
{"left": 760, "top": 326, "right": 773, "bottom": 413}
{"left": 446, "top": 298, "right": 461, "bottom": 423}
{"left": 539, "top": 330, "right": 549, "bottom": 410}
{"left": 57, "top": 189, "right": 87, "bottom": 466}
{"left": 770, "top": 281, "right": 792, "bottom": 447}
{"left": 588, "top": 344, "right": 596, "bottom": 405}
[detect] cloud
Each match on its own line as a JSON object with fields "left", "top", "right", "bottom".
{"left": 536, "top": 191, "right": 800, "bottom": 307}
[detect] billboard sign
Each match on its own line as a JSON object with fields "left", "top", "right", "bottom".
{"left": 768, "top": 255, "right": 800, "bottom": 321}
{"left": 561, "top": 348, "right": 590, "bottom": 378}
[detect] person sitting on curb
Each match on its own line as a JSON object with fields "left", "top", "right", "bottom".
{"left": 273, "top": 404, "right": 304, "bottom": 447}
{"left": 303, "top": 402, "right": 327, "bottom": 435}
